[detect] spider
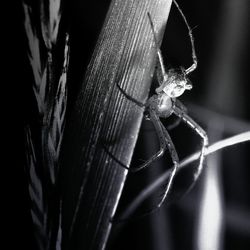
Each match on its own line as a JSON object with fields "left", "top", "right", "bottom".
{"left": 117, "top": 0, "right": 208, "bottom": 210}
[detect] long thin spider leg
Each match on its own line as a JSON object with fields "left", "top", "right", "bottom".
{"left": 166, "top": 100, "right": 187, "bottom": 130}
{"left": 155, "top": 123, "right": 179, "bottom": 208}
{"left": 130, "top": 109, "right": 167, "bottom": 172}
{"left": 173, "top": 0, "right": 197, "bottom": 74}
{"left": 116, "top": 82, "right": 145, "bottom": 108}
{"left": 166, "top": 116, "right": 182, "bottom": 130}
{"left": 173, "top": 104, "right": 208, "bottom": 183}
{"left": 174, "top": 99, "right": 187, "bottom": 111}
{"left": 111, "top": 113, "right": 179, "bottom": 223}
{"left": 147, "top": 13, "right": 167, "bottom": 81}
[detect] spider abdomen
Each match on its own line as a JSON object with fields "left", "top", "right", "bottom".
{"left": 147, "top": 93, "right": 173, "bottom": 118}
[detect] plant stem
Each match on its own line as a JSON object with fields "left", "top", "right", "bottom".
{"left": 118, "top": 131, "right": 250, "bottom": 220}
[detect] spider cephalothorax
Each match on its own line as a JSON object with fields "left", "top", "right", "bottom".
{"left": 156, "top": 67, "right": 193, "bottom": 97}
{"left": 149, "top": 67, "right": 192, "bottom": 118}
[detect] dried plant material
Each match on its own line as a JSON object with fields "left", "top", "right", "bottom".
{"left": 23, "top": 1, "right": 69, "bottom": 249}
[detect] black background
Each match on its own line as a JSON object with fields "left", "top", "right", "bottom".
{"left": 6, "top": 0, "right": 249, "bottom": 249}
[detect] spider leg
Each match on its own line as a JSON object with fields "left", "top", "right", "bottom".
{"left": 174, "top": 99, "right": 187, "bottom": 111}
{"left": 172, "top": 0, "right": 197, "bottom": 75}
{"left": 155, "top": 123, "right": 179, "bottom": 208}
{"left": 147, "top": 13, "right": 167, "bottom": 82}
{"left": 173, "top": 103, "right": 208, "bottom": 183}
{"left": 166, "top": 100, "right": 187, "bottom": 130}
{"left": 166, "top": 116, "right": 182, "bottom": 130}
{"left": 106, "top": 107, "right": 167, "bottom": 173}
{"left": 113, "top": 120, "right": 184, "bottom": 222}
{"left": 130, "top": 109, "right": 167, "bottom": 172}
{"left": 116, "top": 82, "right": 145, "bottom": 108}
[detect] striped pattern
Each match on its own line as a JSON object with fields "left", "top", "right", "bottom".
{"left": 23, "top": 1, "right": 69, "bottom": 249}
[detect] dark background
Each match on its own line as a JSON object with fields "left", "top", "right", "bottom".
{"left": 8, "top": 0, "right": 249, "bottom": 249}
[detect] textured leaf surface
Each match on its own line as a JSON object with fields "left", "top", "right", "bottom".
{"left": 59, "top": 0, "right": 172, "bottom": 249}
